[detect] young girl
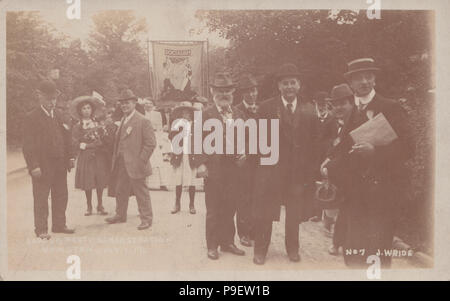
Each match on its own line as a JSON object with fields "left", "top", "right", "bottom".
{"left": 71, "top": 96, "right": 109, "bottom": 216}
{"left": 168, "top": 101, "right": 201, "bottom": 214}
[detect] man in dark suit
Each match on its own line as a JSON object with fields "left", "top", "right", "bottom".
{"left": 252, "top": 64, "right": 317, "bottom": 265}
{"left": 234, "top": 74, "right": 259, "bottom": 247}
{"left": 198, "top": 72, "right": 247, "bottom": 260}
{"left": 318, "top": 84, "right": 354, "bottom": 255}
{"left": 322, "top": 58, "right": 413, "bottom": 268}
{"left": 308, "top": 91, "right": 334, "bottom": 223}
{"left": 105, "top": 89, "right": 156, "bottom": 230}
{"left": 23, "top": 80, "right": 76, "bottom": 239}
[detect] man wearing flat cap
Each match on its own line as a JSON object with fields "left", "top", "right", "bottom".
{"left": 321, "top": 58, "right": 413, "bottom": 268}
{"left": 197, "top": 71, "right": 247, "bottom": 260}
{"left": 252, "top": 63, "right": 317, "bottom": 265}
{"left": 105, "top": 89, "right": 156, "bottom": 230}
{"left": 23, "top": 80, "right": 76, "bottom": 239}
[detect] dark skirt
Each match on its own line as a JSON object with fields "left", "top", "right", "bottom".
{"left": 75, "top": 148, "right": 110, "bottom": 191}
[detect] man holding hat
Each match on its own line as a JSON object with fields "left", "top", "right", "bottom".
{"left": 252, "top": 63, "right": 317, "bottom": 265}
{"left": 198, "top": 71, "right": 247, "bottom": 260}
{"left": 321, "top": 58, "right": 413, "bottom": 268}
{"left": 105, "top": 89, "right": 156, "bottom": 230}
{"left": 23, "top": 80, "right": 76, "bottom": 239}
{"left": 316, "top": 83, "right": 354, "bottom": 255}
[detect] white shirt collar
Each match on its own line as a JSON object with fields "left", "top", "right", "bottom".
{"left": 315, "top": 103, "right": 329, "bottom": 120}
{"left": 41, "top": 105, "right": 54, "bottom": 118}
{"left": 216, "top": 104, "right": 232, "bottom": 114}
{"left": 354, "top": 89, "right": 376, "bottom": 108}
{"left": 123, "top": 109, "right": 136, "bottom": 125}
{"left": 281, "top": 96, "right": 297, "bottom": 112}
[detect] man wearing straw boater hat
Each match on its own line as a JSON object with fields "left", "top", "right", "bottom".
{"left": 23, "top": 80, "right": 76, "bottom": 239}
{"left": 197, "top": 71, "right": 247, "bottom": 260}
{"left": 105, "top": 88, "right": 156, "bottom": 230}
{"left": 251, "top": 63, "right": 317, "bottom": 265}
{"left": 321, "top": 58, "right": 413, "bottom": 268}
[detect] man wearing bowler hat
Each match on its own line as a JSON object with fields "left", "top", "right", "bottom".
{"left": 23, "top": 80, "right": 76, "bottom": 239}
{"left": 105, "top": 89, "right": 156, "bottom": 230}
{"left": 252, "top": 63, "right": 317, "bottom": 265}
{"left": 197, "top": 71, "right": 247, "bottom": 260}
{"left": 321, "top": 58, "right": 413, "bottom": 268}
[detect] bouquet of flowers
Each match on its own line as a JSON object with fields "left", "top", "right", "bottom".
{"left": 79, "top": 119, "right": 107, "bottom": 149}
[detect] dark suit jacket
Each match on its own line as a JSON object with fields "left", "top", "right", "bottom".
{"left": 198, "top": 105, "right": 247, "bottom": 180}
{"left": 327, "top": 93, "right": 413, "bottom": 209}
{"left": 22, "top": 107, "right": 74, "bottom": 176}
{"left": 252, "top": 95, "right": 317, "bottom": 222}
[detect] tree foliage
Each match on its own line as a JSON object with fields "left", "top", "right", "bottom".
{"left": 6, "top": 10, "right": 149, "bottom": 144}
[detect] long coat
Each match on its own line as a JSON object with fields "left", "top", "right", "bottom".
{"left": 108, "top": 111, "right": 156, "bottom": 197}
{"left": 22, "top": 107, "right": 74, "bottom": 175}
{"left": 327, "top": 93, "right": 413, "bottom": 268}
{"left": 252, "top": 96, "right": 317, "bottom": 222}
{"left": 110, "top": 111, "right": 156, "bottom": 179}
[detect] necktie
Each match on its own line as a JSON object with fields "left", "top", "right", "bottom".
{"left": 337, "top": 119, "right": 344, "bottom": 134}
{"left": 286, "top": 103, "right": 294, "bottom": 114}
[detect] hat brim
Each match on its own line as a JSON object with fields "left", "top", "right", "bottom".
{"left": 172, "top": 106, "right": 196, "bottom": 114}
{"left": 276, "top": 73, "right": 302, "bottom": 81}
{"left": 344, "top": 67, "right": 380, "bottom": 78}
{"left": 330, "top": 95, "right": 353, "bottom": 103}
{"left": 209, "top": 84, "right": 236, "bottom": 89}
{"left": 117, "top": 96, "right": 138, "bottom": 102}
{"left": 69, "top": 96, "right": 105, "bottom": 120}
{"left": 237, "top": 83, "right": 258, "bottom": 91}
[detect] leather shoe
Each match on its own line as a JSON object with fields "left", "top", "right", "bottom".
{"left": 171, "top": 205, "right": 180, "bottom": 214}
{"left": 105, "top": 215, "right": 126, "bottom": 224}
{"left": 221, "top": 244, "right": 245, "bottom": 256}
{"left": 36, "top": 232, "right": 51, "bottom": 240}
{"left": 137, "top": 221, "right": 151, "bottom": 230}
{"left": 287, "top": 252, "right": 301, "bottom": 262}
{"left": 52, "top": 227, "right": 75, "bottom": 234}
{"left": 207, "top": 249, "right": 219, "bottom": 260}
{"left": 189, "top": 207, "right": 196, "bottom": 214}
{"left": 240, "top": 236, "right": 253, "bottom": 247}
{"left": 253, "top": 254, "right": 266, "bottom": 265}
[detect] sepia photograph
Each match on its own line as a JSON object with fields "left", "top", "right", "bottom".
{"left": 0, "top": 0, "right": 448, "bottom": 282}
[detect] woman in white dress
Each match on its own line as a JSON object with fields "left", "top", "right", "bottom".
{"left": 168, "top": 101, "right": 202, "bottom": 214}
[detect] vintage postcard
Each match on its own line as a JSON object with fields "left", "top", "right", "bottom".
{"left": 0, "top": 0, "right": 449, "bottom": 281}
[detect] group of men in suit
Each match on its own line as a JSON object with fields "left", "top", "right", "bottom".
{"left": 198, "top": 57, "right": 411, "bottom": 268}
{"left": 23, "top": 56, "right": 411, "bottom": 269}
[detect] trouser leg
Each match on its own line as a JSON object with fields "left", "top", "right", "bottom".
{"left": 204, "top": 179, "right": 220, "bottom": 250}
{"left": 285, "top": 202, "right": 300, "bottom": 254}
{"left": 115, "top": 157, "right": 131, "bottom": 219}
{"left": 50, "top": 160, "right": 68, "bottom": 230}
{"left": 253, "top": 219, "right": 272, "bottom": 256}
{"left": 32, "top": 175, "right": 51, "bottom": 235}
{"left": 130, "top": 177, "right": 153, "bottom": 224}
